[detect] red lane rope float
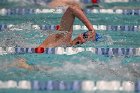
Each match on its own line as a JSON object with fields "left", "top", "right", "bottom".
{"left": 35, "top": 47, "right": 45, "bottom": 53}
{"left": 91, "top": 0, "right": 98, "bottom": 3}
{"left": 55, "top": 25, "right": 60, "bottom": 30}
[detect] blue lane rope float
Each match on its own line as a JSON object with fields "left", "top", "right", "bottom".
{"left": 0, "top": 47, "right": 139, "bottom": 56}
{"left": 0, "top": 80, "right": 139, "bottom": 92}
{"left": 0, "top": 24, "right": 139, "bottom": 31}
{"left": 95, "top": 48, "right": 137, "bottom": 56}
{"left": 0, "top": 24, "right": 7, "bottom": 31}
{"left": 135, "top": 81, "right": 140, "bottom": 92}
{"left": 0, "top": 8, "right": 140, "bottom": 15}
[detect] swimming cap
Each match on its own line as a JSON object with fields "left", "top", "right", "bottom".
{"left": 95, "top": 33, "right": 102, "bottom": 41}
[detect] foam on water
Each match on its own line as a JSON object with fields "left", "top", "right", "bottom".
{"left": 93, "top": 34, "right": 114, "bottom": 46}
{"left": 0, "top": 23, "right": 49, "bottom": 47}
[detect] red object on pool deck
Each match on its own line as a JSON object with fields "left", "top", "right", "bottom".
{"left": 35, "top": 47, "right": 45, "bottom": 53}
{"left": 56, "top": 25, "right": 60, "bottom": 30}
{"left": 91, "top": 0, "right": 98, "bottom": 3}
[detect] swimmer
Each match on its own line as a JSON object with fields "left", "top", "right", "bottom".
{"left": 12, "top": 1, "right": 96, "bottom": 70}
{"left": 7, "top": 58, "right": 52, "bottom": 71}
{"left": 38, "top": 0, "right": 96, "bottom": 48}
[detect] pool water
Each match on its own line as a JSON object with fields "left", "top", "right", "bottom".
{"left": 0, "top": 11, "right": 140, "bottom": 80}
{"left": 0, "top": 1, "right": 140, "bottom": 93}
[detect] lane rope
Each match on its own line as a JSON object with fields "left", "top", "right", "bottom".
{"left": 0, "top": 24, "right": 139, "bottom": 31}
{"left": 0, "top": 47, "right": 139, "bottom": 56}
{"left": 0, "top": 80, "right": 139, "bottom": 92}
{"left": 0, "top": 8, "right": 140, "bottom": 15}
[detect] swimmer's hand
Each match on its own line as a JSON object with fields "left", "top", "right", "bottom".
{"left": 83, "top": 31, "right": 95, "bottom": 41}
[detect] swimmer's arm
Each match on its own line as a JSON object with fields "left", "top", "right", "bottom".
{"left": 9, "top": 59, "right": 52, "bottom": 71}
{"left": 16, "top": 62, "right": 53, "bottom": 71}
{"left": 20, "top": 65, "right": 33, "bottom": 70}
{"left": 16, "top": 62, "right": 34, "bottom": 70}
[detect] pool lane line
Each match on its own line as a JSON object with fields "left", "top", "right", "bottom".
{"left": 0, "top": 80, "right": 139, "bottom": 92}
{"left": 0, "top": 8, "right": 140, "bottom": 15}
{"left": 0, "top": 24, "right": 140, "bottom": 31}
{"left": 0, "top": 47, "right": 140, "bottom": 56}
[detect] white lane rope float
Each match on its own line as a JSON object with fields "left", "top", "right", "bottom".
{"left": 0, "top": 80, "right": 139, "bottom": 92}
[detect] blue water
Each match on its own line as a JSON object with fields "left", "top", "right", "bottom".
{"left": 0, "top": 1, "right": 140, "bottom": 93}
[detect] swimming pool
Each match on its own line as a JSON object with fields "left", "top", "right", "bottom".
{"left": 0, "top": 1, "right": 140, "bottom": 93}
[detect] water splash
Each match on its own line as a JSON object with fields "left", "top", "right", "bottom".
{"left": 91, "top": 34, "right": 114, "bottom": 47}
{"left": 47, "top": 57, "right": 140, "bottom": 80}
{"left": 0, "top": 23, "right": 48, "bottom": 47}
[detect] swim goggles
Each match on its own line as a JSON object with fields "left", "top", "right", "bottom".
{"left": 83, "top": 31, "right": 102, "bottom": 41}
